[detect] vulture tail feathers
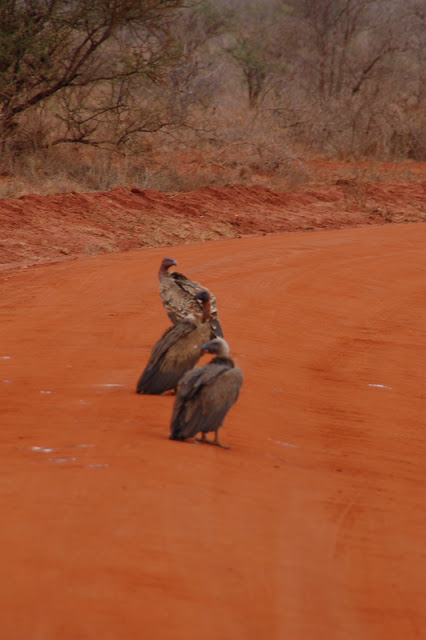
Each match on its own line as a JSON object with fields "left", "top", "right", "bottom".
{"left": 209, "top": 317, "right": 223, "bottom": 339}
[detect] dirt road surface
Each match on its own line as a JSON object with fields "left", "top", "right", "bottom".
{"left": 1, "top": 223, "right": 425, "bottom": 639}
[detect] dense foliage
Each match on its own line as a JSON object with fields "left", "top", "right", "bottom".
{"left": 0, "top": 0, "right": 424, "bottom": 164}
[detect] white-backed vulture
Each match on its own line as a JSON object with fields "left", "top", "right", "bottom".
{"left": 169, "top": 338, "right": 242, "bottom": 449}
{"left": 158, "top": 257, "right": 223, "bottom": 339}
{"left": 136, "top": 291, "right": 211, "bottom": 395}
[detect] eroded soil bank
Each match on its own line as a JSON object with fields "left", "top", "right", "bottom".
{"left": 1, "top": 178, "right": 425, "bottom": 269}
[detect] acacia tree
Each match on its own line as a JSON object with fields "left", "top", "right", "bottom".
{"left": 225, "top": 1, "right": 291, "bottom": 109}
{"left": 0, "top": 0, "right": 190, "bottom": 150}
{"left": 166, "top": 1, "right": 233, "bottom": 122}
{"left": 266, "top": 0, "right": 425, "bottom": 157}
{"left": 290, "top": 0, "right": 408, "bottom": 99}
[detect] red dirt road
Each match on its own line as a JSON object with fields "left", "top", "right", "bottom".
{"left": 1, "top": 223, "right": 425, "bottom": 639}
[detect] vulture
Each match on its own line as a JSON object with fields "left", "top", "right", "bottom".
{"left": 158, "top": 257, "right": 223, "bottom": 339}
{"left": 136, "top": 290, "right": 211, "bottom": 395}
{"left": 169, "top": 338, "right": 243, "bottom": 449}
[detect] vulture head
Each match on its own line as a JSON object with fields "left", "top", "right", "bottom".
{"left": 158, "top": 256, "right": 177, "bottom": 278}
{"left": 201, "top": 337, "right": 230, "bottom": 357}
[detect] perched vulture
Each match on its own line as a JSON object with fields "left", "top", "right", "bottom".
{"left": 136, "top": 290, "right": 211, "bottom": 395}
{"left": 158, "top": 257, "right": 223, "bottom": 339}
{"left": 169, "top": 338, "right": 242, "bottom": 449}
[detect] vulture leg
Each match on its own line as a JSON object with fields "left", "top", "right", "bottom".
{"left": 195, "top": 430, "right": 230, "bottom": 449}
{"left": 212, "top": 430, "right": 230, "bottom": 449}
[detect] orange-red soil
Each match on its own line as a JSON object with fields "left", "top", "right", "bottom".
{"left": 1, "top": 178, "right": 425, "bottom": 269}
{"left": 1, "top": 168, "right": 426, "bottom": 638}
{"left": 1, "top": 213, "right": 426, "bottom": 638}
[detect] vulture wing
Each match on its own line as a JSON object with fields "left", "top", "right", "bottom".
{"left": 159, "top": 273, "right": 190, "bottom": 325}
{"left": 170, "top": 361, "right": 242, "bottom": 439}
{"left": 160, "top": 271, "right": 223, "bottom": 338}
{"left": 137, "top": 320, "right": 209, "bottom": 394}
{"left": 170, "top": 271, "right": 213, "bottom": 300}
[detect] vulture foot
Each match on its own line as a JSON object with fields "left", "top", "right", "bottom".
{"left": 195, "top": 433, "right": 230, "bottom": 449}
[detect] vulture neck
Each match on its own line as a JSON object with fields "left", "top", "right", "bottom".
{"left": 200, "top": 299, "right": 211, "bottom": 324}
{"left": 212, "top": 354, "right": 234, "bottom": 367}
{"left": 158, "top": 265, "right": 171, "bottom": 281}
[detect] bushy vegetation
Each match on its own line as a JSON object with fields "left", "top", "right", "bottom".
{"left": 0, "top": 0, "right": 424, "bottom": 194}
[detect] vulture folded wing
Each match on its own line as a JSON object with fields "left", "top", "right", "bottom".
{"left": 159, "top": 277, "right": 189, "bottom": 325}
{"left": 171, "top": 272, "right": 218, "bottom": 310}
{"left": 170, "top": 364, "right": 242, "bottom": 440}
{"left": 159, "top": 268, "right": 223, "bottom": 338}
{"left": 137, "top": 320, "right": 205, "bottom": 394}
{"left": 170, "top": 271, "right": 210, "bottom": 296}
{"left": 176, "top": 361, "right": 225, "bottom": 398}
{"left": 147, "top": 320, "right": 195, "bottom": 363}
{"left": 171, "top": 273, "right": 223, "bottom": 337}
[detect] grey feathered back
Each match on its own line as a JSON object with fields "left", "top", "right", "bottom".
{"left": 170, "top": 355, "right": 242, "bottom": 442}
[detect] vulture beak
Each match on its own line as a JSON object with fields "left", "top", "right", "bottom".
{"left": 201, "top": 341, "right": 215, "bottom": 355}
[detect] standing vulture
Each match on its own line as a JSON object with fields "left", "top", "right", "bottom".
{"left": 169, "top": 338, "right": 242, "bottom": 449}
{"left": 136, "top": 291, "right": 211, "bottom": 395}
{"left": 158, "top": 257, "right": 223, "bottom": 339}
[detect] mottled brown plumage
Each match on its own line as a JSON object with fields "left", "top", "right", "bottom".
{"left": 158, "top": 257, "right": 223, "bottom": 339}
{"left": 169, "top": 338, "right": 242, "bottom": 448}
{"left": 136, "top": 291, "right": 211, "bottom": 395}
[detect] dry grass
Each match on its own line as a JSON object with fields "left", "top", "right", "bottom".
{"left": 0, "top": 146, "right": 151, "bottom": 198}
{"left": 0, "top": 102, "right": 424, "bottom": 199}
